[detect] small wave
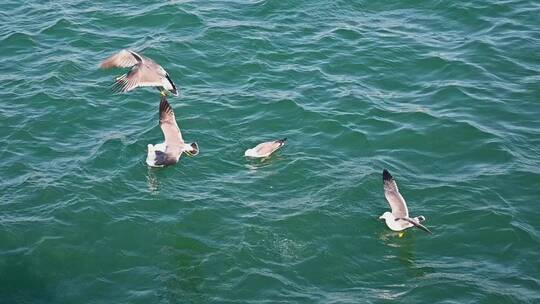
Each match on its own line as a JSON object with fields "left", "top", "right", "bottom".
{"left": 0, "top": 31, "right": 37, "bottom": 48}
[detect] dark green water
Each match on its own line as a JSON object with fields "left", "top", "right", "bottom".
{"left": 1, "top": 1, "right": 539, "bottom": 303}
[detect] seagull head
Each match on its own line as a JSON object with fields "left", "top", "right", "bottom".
{"left": 244, "top": 148, "right": 258, "bottom": 157}
{"left": 379, "top": 211, "right": 393, "bottom": 221}
{"left": 415, "top": 215, "right": 426, "bottom": 223}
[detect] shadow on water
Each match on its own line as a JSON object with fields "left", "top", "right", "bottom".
{"left": 146, "top": 167, "right": 160, "bottom": 194}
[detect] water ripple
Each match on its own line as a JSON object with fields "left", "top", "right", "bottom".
{"left": 1, "top": 0, "right": 539, "bottom": 303}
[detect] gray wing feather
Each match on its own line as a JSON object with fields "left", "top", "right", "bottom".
{"left": 398, "top": 217, "right": 432, "bottom": 234}
{"left": 114, "top": 63, "right": 167, "bottom": 92}
{"left": 159, "top": 97, "right": 183, "bottom": 156}
{"left": 100, "top": 49, "right": 143, "bottom": 68}
{"left": 255, "top": 142, "right": 279, "bottom": 155}
{"left": 383, "top": 170, "right": 409, "bottom": 218}
{"left": 255, "top": 139, "right": 286, "bottom": 156}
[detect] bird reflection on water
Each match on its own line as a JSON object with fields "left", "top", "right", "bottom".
{"left": 379, "top": 230, "right": 433, "bottom": 280}
{"left": 146, "top": 168, "right": 160, "bottom": 194}
{"left": 244, "top": 154, "right": 285, "bottom": 171}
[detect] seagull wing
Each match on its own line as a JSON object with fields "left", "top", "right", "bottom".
{"left": 383, "top": 169, "right": 409, "bottom": 218}
{"left": 113, "top": 61, "right": 169, "bottom": 93}
{"left": 255, "top": 138, "right": 286, "bottom": 156}
{"left": 99, "top": 49, "right": 143, "bottom": 68}
{"left": 398, "top": 217, "right": 432, "bottom": 234}
{"left": 159, "top": 96, "right": 183, "bottom": 155}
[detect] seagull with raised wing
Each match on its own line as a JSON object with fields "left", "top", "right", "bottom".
{"left": 244, "top": 138, "right": 286, "bottom": 158}
{"left": 146, "top": 96, "right": 198, "bottom": 167}
{"left": 379, "top": 169, "right": 432, "bottom": 234}
{"left": 100, "top": 49, "right": 178, "bottom": 96}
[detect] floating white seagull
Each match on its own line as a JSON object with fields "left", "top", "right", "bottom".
{"left": 146, "top": 96, "right": 198, "bottom": 167}
{"left": 244, "top": 138, "right": 286, "bottom": 158}
{"left": 100, "top": 49, "right": 178, "bottom": 96}
{"left": 379, "top": 169, "right": 432, "bottom": 234}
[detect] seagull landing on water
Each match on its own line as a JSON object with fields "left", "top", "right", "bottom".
{"left": 146, "top": 96, "right": 199, "bottom": 167}
{"left": 99, "top": 49, "right": 178, "bottom": 96}
{"left": 244, "top": 138, "right": 286, "bottom": 158}
{"left": 379, "top": 169, "right": 432, "bottom": 234}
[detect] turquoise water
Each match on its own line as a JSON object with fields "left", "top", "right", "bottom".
{"left": 1, "top": 0, "right": 539, "bottom": 303}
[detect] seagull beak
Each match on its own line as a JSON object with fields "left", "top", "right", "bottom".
{"left": 378, "top": 215, "right": 384, "bottom": 220}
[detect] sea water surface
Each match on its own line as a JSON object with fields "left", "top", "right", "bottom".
{"left": 1, "top": 0, "right": 539, "bottom": 303}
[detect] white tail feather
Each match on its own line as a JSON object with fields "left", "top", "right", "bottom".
{"left": 146, "top": 144, "right": 157, "bottom": 166}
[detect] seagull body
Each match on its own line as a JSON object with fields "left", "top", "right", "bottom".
{"left": 244, "top": 138, "right": 286, "bottom": 158}
{"left": 100, "top": 49, "right": 178, "bottom": 96}
{"left": 379, "top": 169, "right": 432, "bottom": 234}
{"left": 146, "top": 96, "right": 198, "bottom": 167}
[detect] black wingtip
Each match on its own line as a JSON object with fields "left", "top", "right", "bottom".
{"left": 128, "top": 50, "right": 143, "bottom": 63}
{"left": 160, "top": 94, "right": 168, "bottom": 106}
{"left": 159, "top": 95, "right": 171, "bottom": 114}
{"left": 421, "top": 225, "right": 433, "bottom": 234}
{"left": 165, "top": 74, "right": 178, "bottom": 96}
{"left": 383, "top": 169, "right": 393, "bottom": 181}
{"left": 278, "top": 138, "right": 287, "bottom": 144}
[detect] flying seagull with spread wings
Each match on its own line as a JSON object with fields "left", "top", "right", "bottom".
{"left": 146, "top": 96, "right": 198, "bottom": 167}
{"left": 100, "top": 49, "right": 178, "bottom": 96}
{"left": 244, "top": 138, "right": 286, "bottom": 158}
{"left": 379, "top": 169, "right": 432, "bottom": 234}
